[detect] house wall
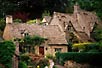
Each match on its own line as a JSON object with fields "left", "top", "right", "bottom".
{"left": 45, "top": 45, "right": 68, "bottom": 56}
{"left": 35, "top": 44, "right": 68, "bottom": 56}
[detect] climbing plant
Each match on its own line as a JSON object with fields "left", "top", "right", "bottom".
{"left": 19, "top": 35, "right": 45, "bottom": 53}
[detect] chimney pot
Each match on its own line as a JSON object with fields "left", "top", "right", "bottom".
{"left": 6, "top": 15, "right": 13, "bottom": 24}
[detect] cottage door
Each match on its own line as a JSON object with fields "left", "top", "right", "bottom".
{"left": 39, "top": 47, "right": 44, "bottom": 55}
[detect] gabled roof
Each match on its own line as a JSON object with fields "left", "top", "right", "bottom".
{"left": 42, "top": 16, "right": 52, "bottom": 24}
{"left": 49, "top": 5, "right": 98, "bottom": 42}
{"left": 3, "top": 23, "right": 67, "bottom": 45}
{"left": 71, "top": 10, "right": 98, "bottom": 37}
{"left": 50, "top": 6, "right": 98, "bottom": 37}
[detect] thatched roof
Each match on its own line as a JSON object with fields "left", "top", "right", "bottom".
{"left": 3, "top": 23, "right": 67, "bottom": 45}
{"left": 49, "top": 5, "right": 98, "bottom": 42}
{"left": 42, "top": 16, "right": 52, "bottom": 24}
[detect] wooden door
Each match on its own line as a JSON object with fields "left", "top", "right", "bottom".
{"left": 39, "top": 47, "right": 44, "bottom": 55}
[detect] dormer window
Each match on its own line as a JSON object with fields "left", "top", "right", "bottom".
{"left": 24, "top": 33, "right": 29, "bottom": 37}
{"left": 67, "top": 21, "right": 73, "bottom": 32}
{"left": 83, "top": 12, "right": 88, "bottom": 15}
{"left": 63, "top": 22, "right": 66, "bottom": 27}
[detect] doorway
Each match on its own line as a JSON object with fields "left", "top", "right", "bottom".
{"left": 39, "top": 47, "right": 44, "bottom": 55}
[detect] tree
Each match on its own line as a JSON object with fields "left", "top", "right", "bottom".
{"left": 0, "top": 40, "right": 15, "bottom": 68}
{"left": 0, "top": 18, "right": 6, "bottom": 31}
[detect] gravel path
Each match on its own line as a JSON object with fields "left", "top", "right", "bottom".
{"left": 55, "top": 65, "right": 65, "bottom": 68}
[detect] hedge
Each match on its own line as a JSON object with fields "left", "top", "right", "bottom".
{"left": 56, "top": 52, "right": 102, "bottom": 66}
{"left": 0, "top": 41, "right": 15, "bottom": 68}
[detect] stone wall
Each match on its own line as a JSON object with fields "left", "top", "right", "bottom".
{"left": 46, "top": 45, "right": 68, "bottom": 56}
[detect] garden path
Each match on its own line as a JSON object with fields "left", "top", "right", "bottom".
{"left": 55, "top": 65, "right": 65, "bottom": 68}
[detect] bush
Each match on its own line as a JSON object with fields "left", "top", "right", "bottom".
{"left": 14, "top": 19, "right": 22, "bottom": 23}
{"left": 0, "top": 18, "right": 6, "bottom": 31}
{"left": 72, "top": 42, "right": 100, "bottom": 52}
{"left": 0, "top": 41, "right": 15, "bottom": 68}
{"left": 46, "top": 54, "right": 56, "bottom": 62}
{"left": 26, "top": 19, "right": 36, "bottom": 24}
{"left": 56, "top": 52, "right": 102, "bottom": 66}
{"left": 20, "top": 53, "right": 31, "bottom": 65}
{"left": 18, "top": 61, "right": 28, "bottom": 68}
{"left": 37, "top": 59, "right": 49, "bottom": 68}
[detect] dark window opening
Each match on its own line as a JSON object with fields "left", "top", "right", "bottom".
{"left": 64, "top": 22, "right": 66, "bottom": 27}
{"left": 55, "top": 48, "right": 62, "bottom": 52}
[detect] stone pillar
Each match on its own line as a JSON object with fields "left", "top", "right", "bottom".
{"left": 36, "top": 18, "right": 41, "bottom": 23}
{"left": 6, "top": 15, "right": 13, "bottom": 24}
{"left": 12, "top": 41, "right": 19, "bottom": 68}
{"left": 74, "top": 3, "right": 80, "bottom": 13}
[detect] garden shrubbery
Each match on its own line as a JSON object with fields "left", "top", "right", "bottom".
{"left": 56, "top": 52, "right": 102, "bottom": 66}
{"left": 72, "top": 42, "right": 102, "bottom": 52}
{"left": 0, "top": 41, "right": 15, "bottom": 68}
{"left": 18, "top": 61, "right": 28, "bottom": 68}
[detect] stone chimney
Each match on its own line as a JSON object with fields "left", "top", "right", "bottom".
{"left": 36, "top": 18, "right": 41, "bottom": 23}
{"left": 6, "top": 15, "right": 13, "bottom": 24}
{"left": 74, "top": 2, "right": 80, "bottom": 13}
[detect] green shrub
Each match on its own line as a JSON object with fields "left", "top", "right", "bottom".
{"left": 18, "top": 61, "right": 28, "bottom": 68}
{"left": 37, "top": 59, "right": 49, "bottom": 68}
{"left": 31, "top": 58, "right": 49, "bottom": 68}
{"left": 72, "top": 42, "right": 100, "bottom": 52}
{"left": 0, "top": 18, "right": 6, "bottom": 31}
{"left": 14, "top": 19, "right": 22, "bottom": 23}
{"left": 56, "top": 52, "right": 102, "bottom": 66}
{"left": 88, "top": 49, "right": 99, "bottom": 52}
{"left": 26, "top": 19, "right": 36, "bottom": 24}
{"left": 0, "top": 41, "right": 15, "bottom": 68}
{"left": 46, "top": 54, "right": 56, "bottom": 62}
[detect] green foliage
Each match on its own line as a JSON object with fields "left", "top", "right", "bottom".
{"left": 46, "top": 54, "right": 56, "bottom": 63}
{"left": 14, "top": 19, "right": 22, "bottom": 23}
{"left": 19, "top": 35, "right": 45, "bottom": 53}
{"left": 0, "top": 41, "right": 15, "bottom": 68}
{"left": 42, "top": 11, "right": 50, "bottom": 18}
{"left": 32, "top": 35, "right": 45, "bottom": 46}
{"left": 20, "top": 53, "right": 31, "bottom": 64}
{"left": 26, "top": 19, "right": 36, "bottom": 24}
{"left": 18, "top": 61, "right": 28, "bottom": 68}
{"left": 36, "top": 59, "right": 49, "bottom": 68}
{"left": 91, "top": 29, "right": 102, "bottom": 42}
{"left": 24, "top": 35, "right": 33, "bottom": 45}
{"left": 56, "top": 52, "right": 102, "bottom": 66}
{"left": 23, "top": 35, "right": 45, "bottom": 46}
{"left": 68, "top": 41, "right": 73, "bottom": 52}
{"left": 0, "top": 18, "right": 6, "bottom": 31}
{"left": 72, "top": 42, "right": 101, "bottom": 52}
{"left": 29, "top": 58, "right": 49, "bottom": 68}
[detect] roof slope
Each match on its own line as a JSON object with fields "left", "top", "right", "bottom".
{"left": 49, "top": 6, "right": 98, "bottom": 42}
{"left": 3, "top": 23, "right": 67, "bottom": 45}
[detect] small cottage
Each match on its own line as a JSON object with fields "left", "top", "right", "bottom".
{"left": 45, "top": 4, "right": 99, "bottom": 42}
{"left": 3, "top": 15, "right": 68, "bottom": 56}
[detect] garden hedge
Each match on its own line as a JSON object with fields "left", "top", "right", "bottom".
{"left": 56, "top": 52, "right": 102, "bottom": 66}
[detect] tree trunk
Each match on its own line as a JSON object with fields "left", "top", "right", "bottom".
{"left": 12, "top": 41, "right": 19, "bottom": 68}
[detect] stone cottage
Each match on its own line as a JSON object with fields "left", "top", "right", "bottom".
{"left": 3, "top": 4, "right": 99, "bottom": 56}
{"left": 3, "top": 15, "right": 68, "bottom": 56}
{"left": 43, "top": 4, "right": 99, "bottom": 42}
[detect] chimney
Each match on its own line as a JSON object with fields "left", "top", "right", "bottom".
{"left": 74, "top": 2, "right": 80, "bottom": 13}
{"left": 6, "top": 15, "right": 13, "bottom": 24}
{"left": 36, "top": 18, "right": 41, "bottom": 23}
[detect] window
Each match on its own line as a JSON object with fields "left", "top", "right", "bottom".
{"left": 67, "top": 21, "right": 73, "bottom": 32}
{"left": 55, "top": 48, "right": 62, "bottom": 52}
{"left": 24, "top": 33, "right": 29, "bottom": 37}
